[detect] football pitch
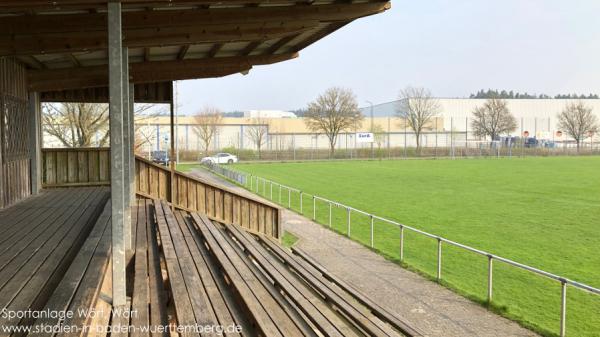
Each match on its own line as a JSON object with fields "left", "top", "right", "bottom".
{"left": 231, "top": 156, "right": 600, "bottom": 337}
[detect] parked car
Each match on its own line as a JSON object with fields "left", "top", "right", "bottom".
{"left": 200, "top": 153, "right": 238, "bottom": 164}
{"left": 151, "top": 150, "right": 169, "bottom": 165}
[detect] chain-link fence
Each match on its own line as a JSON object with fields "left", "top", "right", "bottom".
{"left": 135, "top": 111, "right": 600, "bottom": 161}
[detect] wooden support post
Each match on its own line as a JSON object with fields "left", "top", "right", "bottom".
{"left": 108, "top": 1, "right": 126, "bottom": 308}
{"left": 28, "top": 92, "right": 41, "bottom": 195}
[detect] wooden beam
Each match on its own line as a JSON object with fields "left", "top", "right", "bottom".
{"left": 28, "top": 52, "right": 298, "bottom": 91}
{"left": 17, "top": 55, "right": 45, "bottom": 69}
{"left": 265, "top": 33, "right": 301, "bottom": 55}
{"left": 239, "top": 41, "right": 262, "bottom": 57}
{"left": 177, "top": 45, "right": 190, "bottom": 60}
{"left": 207, "top": 43, "right": 223, "bottom": 58}
{"left": 67, "top": 54, "right": 81, "bottom": 67}
{"left": 0, "top": 20, "right": 316, "bottom": 56}
{"left": 0, "top": 2, "right": 390, "bottom": 35}
{"left": 0, "top": 1, "right": 389, "bottom": 13}
{"left": 292, "top": 21, "right": 348, "bottom": 52}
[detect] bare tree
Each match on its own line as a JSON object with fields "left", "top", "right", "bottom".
{"left": 43, "top": 103, "right": 110, "bottom": 147}
{"left": 245, "top": 117, "right": 268, "bottom": 159}
{"left": 43, "top": 102, "right": 160, "bottom": 147}
{"left": 557, "top": 100, "right": 599, "bottom": 152}
{"left": 192, "top": 106, "right": 222, "bottom": 156}
{"left": 470, "top": 97, "right": 517, "bottom": 141}
{"left": 304, "top": 87, "right": 363, "bottom": 157}
{"left": 395, "top": 86, "right": 440, "bottom": 153}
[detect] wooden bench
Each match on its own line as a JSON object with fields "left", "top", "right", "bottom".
{"left": 151, "top": 198, "right": 419, "bottom": 337}
{"left": 154, "top": 200, "right": 242, "bottom": 337}
{"left": 221, "top": 221, "right": 412, "bottom": 337}
{"left": 128, "top": 199, "right": 169, "bottom": 337}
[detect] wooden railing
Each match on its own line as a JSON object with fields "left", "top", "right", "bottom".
{"left": 42, "top": 148, "right": 110, "bottom": 188}
{"left": 40, "top": 148, "right": 281, "bottom": 238}
{"left": 135, "top": 156, "right": 281, "bottom": 238}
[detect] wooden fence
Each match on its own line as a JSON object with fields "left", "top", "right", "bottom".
{"left": 39, "top": 148, "right": 281, "bottom": 238}
{"left": 136, "top": 156, "right": 281, "bottom": 238}
{"left": 42, "top": 148, "right": 110, "bottom": 187}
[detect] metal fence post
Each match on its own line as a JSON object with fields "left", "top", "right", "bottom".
{"left": 288, "top": 188, "right": 291, "bottom": 209}
{"left": 400, "top": 226, "right": 404, "bottom": 262}
{"left": 270, "top": 182, "right": 273, "bottom": 200}
{"left": 249, "top": 174, "right": 252, "bottom": 189}
{"left": 370, "top": 215, "right": 374, "bottom": 248}
{"left": 313, "top": 196, "right": 316, "bottom": 220}
{"left": 560, "top": 280, "right": 567, "bottom": 337}
{"left": 328, "top": 202, "right": 332, "bottom": 227}
{"left": 346, "top": 208, "right": 351, "bottom": 237}
{"left": 488, "top": 255, "right": 493, "bottom": 303}
{"left": 300, "top": 191, "right": 303, "bottom": 214}
{"left": 279, "top": 184, "right": 282, "bottom": 203}
{"left": 437, "top": 238, "right": 442, "bottom": 281}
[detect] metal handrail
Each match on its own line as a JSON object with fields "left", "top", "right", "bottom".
{"left": 205, "top": 163, "right": 600, "bottom": 337}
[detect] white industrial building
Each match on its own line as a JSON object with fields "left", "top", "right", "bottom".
{"left": 243, "top": 110, "right": 297, "bottom": 119}
{"left": 361, "top": 98, "right": 600, "bottom": 139}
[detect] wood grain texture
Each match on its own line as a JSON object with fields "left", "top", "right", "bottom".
{"left": 135, "top": 156, "right": 281, "bottom": 238}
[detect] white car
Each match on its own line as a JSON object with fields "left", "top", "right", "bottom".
{"left": 201, "top": 153, "right": 238, "bottom": 164}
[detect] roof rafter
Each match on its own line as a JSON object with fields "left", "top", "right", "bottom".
{"left": 28, "top": 52, "right": 298, "bottom": 91}
{"left": 0, "top": 20, "right": 316, "bottom": 56}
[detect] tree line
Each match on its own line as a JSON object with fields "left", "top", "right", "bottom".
{"left": 41, "top": 87, "right": 599, "bottom": 157}
{"left": 302, "top": 86, "right": 598, "bottom": 155}
{"left": 470, "top": 89, "right": 599, "bottom": 99}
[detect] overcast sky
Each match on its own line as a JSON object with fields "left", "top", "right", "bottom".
{"left": 176, "top": 0, "right": 600, "bottom": 115}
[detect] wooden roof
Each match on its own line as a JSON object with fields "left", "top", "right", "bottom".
{"left": 0, "top": 1, "right": 391, "bottom": 92}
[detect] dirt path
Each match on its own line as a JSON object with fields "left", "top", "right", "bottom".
{"left": 191, "top": 168, "right": 539, "bottom": 337}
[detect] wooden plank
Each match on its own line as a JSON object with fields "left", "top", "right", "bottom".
{"left": 260, "top": 237, "right": 404, "bottom": 337}
{"left": 249, "top": 203, "right": 258, "bottom": 232}
{"left": 130, "top": 201, "right": 150, "bottom": 337}
{"left": 292, "top": 248, "right": 423, "bottom": 337}
{"left": 223, "top": 194, "right": 232, "bottom": 224}
{"left": 187, "top": 179, "right": 196, "bottom": 213}
{"left": 0, "top": 189, "right": 109, "bottom": 330}
{"left": 196, "top": 184, "right": 206, "bottom": 213}
{"left": 27, "top": 200, "right": 111, "bottom": 336}
{"left": 227, "top": 225, "right": 353, "bottom": 337}
{"left": 67, "top": 150, "right": 78, "bottom": 183}
{"left": 98, "top": 150, "right": 110, "bottom": 182}
{"left": 0, "top": 189, "right": 93, "bottom": 278}
{"left": 78, "top": 150, "right": 89, "bottom": 182}
{"left": 170, "top": 210, "right": 222, "bottom": 333}
{"left": 190, "top": 213, "right": 291, "bottom": 337}
{"left": 89, "top": 150, "right": 100, "bottom": 182}
{"left": 153, "top": 200, "right": 199, "bottom": 337}
{"left": 206, "top": 186, "right": 215, "bottom": 218}
{"left": 214, "top": 189, "right": 223, "bottom": 221}
{"left": 178, "top": 214, "right": 241, "bottom": 337}
{"left": 145, "top": 200, "right": 168, "bottom": 337}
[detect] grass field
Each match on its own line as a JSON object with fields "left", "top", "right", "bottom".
{"left": 229, "top": 157, "right": 600, "bottom": 337}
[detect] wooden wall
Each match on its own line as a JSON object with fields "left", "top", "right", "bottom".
{"left": 0, "top": 57, "right": 30, "bottom": 209}
{"left": 42, "top": 148, "right": 110, "bottom": 187}
{"left": 136, "top": 156, "right": 282, "bottom": 238}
